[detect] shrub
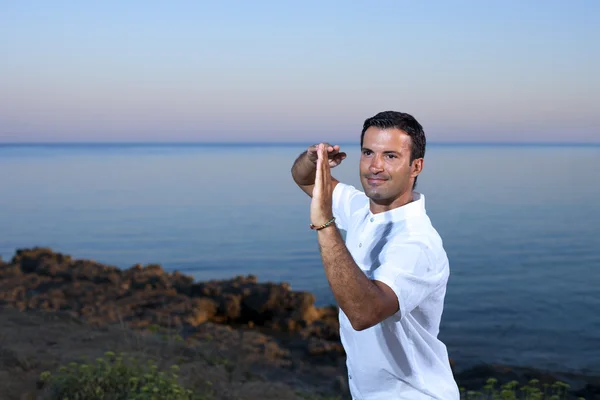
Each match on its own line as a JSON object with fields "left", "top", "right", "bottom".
{"left": 39, "top": 351, "right": 210, "bottom": 400}
{"left": 460, "top": 377, "right": 586, "bottom": 400}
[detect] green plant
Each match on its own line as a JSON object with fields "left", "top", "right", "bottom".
{"left": 146, "top": 323, "right": 184, "bottom": 343}
{"left": 39, "top": 351, "right": 211, "bottom": 400}
{"left": 296, "top": 392, "right": 341, "bottom": 400}
{"left": 460, "top": 377, "right": 584, "bottom": 400}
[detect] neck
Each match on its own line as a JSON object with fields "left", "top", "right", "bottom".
{"left": 369, "top": 190, "right": 414, "bottom": 214}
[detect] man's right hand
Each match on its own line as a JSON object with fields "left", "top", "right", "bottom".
{"left": 307, "top": 143, "right": 346, "bottom": 168}
{"left": 292, "top": 142, "right": 344, "bottom": 198}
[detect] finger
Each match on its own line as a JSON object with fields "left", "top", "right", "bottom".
{"left": 323, "top": 146, "right": 332, "bottom": 188}
{"left": 330, "top": 152, "right": 345, "bottom": 162}
{"left": 327, "top": 148, "right": 340, "bottom": 158}
{"left": 332, "top": 154, "right": 344, "bottom": 165}
{"left": 319, "top": 143, "right": 327, "bottom": 166}
{"left": 315, "top": 143, "right": 324, "bottom": 189}
{"left": 321, "top": 143, "right": 331, "bottom": 180}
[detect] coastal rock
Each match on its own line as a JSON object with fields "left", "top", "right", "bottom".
{"left": 306, "top": 337, "right": 344, "bottom": 357}
{"left": 2, "top": 247, "right": 598, "bottom": 400}
{"left": 11, "top": 247, "right": 72, "bottom": 272}
{"left": 0, "top": 247, "right": 337, "bottom": 343}
{"left": 182, "top": 276, "right": 322, "bottom": 330}
{"left": 298, "top": 305, "right": 340, "bottom": 341}
{"left": 0, "top": 261, "right": 21, "bottom": 279}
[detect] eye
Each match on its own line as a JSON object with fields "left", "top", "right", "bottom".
{"left": 362, "top": 149, "right": 372, "bottom": 155}
{"left": 386, "top": 154, "right": 397, "bottom": 159}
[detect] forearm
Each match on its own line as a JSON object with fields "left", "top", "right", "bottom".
{"left": 317, "top": 225, "right": 385, "bottom": 330}
{"left": 291, "top": 151, "right": 317, "bottom": 186}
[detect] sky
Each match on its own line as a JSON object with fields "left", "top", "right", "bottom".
{"left": 1, "top": 1, "right": 598, "bottom": 144}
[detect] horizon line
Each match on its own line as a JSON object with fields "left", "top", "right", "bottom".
{"left": 1, "top": 141, "right": 599, "bottom": 147}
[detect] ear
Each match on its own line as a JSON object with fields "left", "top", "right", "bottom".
{"left": 410, "top": 158, "right": 424, "bottom": 179}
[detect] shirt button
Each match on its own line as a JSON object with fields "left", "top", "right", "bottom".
{"left": 358, "top": 243, "right": 362, "bottom": 247}
{"left": 370, "top": 217, "right": 374, "bottom": 222}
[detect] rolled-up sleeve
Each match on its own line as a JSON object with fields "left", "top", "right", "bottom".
{"left": 372, "top": 244, "right": 447, "bottom": 319}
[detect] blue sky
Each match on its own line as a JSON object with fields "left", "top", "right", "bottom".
{"left": 1, "top": 1, "right": 598, "bottom": 143}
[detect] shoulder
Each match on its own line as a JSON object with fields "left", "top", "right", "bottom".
{"left": 332, "top": 182, "right": 368, "bottom": 211}
{"left": 332, "top": 182, "right": 365, "bottom": 201}
{"left": 383, "top": 226, "right": 448, "bottom": 274}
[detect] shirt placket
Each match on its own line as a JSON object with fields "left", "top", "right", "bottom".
{"left": 357, "top": 215, "right": 377, "bottom": 273}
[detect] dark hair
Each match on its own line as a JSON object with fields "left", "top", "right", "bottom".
{"left": 360, "top": 111, "right": 426, "bottom": 189}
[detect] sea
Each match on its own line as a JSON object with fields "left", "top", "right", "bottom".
{"left": 1, "top": 142, "right": 599, "bottom": 375}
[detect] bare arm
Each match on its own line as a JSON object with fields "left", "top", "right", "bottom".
{"left": 310, "top": 143, "right": 398, "bottom": 331}
{"left": 291, "top": 144, "right": 345, "bottom": 197}
{"left": 317, "top": 225, "right": 399, "bottom": 330}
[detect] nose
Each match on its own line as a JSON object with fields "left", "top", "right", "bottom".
{"left": 369, "top": 154, "right": 384, "bottom": 173}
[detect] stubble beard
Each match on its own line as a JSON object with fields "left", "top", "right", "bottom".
{"left": 361, "top": 178, "right": 391, "bottom": 203}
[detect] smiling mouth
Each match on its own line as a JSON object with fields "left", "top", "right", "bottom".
{"left": 366, "top": 177, "right": 388, "bottom": 185}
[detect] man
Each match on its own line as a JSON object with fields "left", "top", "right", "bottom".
{"left": 291, "top": 111, "right": 459, "bottom": 399}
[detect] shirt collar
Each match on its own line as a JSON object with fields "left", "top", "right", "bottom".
{"left": 367, "top": 192, "right": 426, "bottom": 223}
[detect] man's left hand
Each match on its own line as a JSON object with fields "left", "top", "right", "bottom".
{"left": 311, "top": 143, "right": 334, "bottom": 227}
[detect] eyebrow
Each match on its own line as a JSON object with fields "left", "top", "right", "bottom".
{"left": 361, "top": 147, "right": 401, "bottom": 155}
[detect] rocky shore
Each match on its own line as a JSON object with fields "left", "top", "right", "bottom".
{"left": 0, "top": 247, "right": 598, "bottom": 399}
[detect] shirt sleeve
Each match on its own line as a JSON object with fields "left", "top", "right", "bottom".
{"left": 371, "top": 243, "right": 448, "bottom": 319}
{"left": 331, "top": 182, "right": 365, "bottom": 231}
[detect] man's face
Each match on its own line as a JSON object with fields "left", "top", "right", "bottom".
{"left": 359, "top": 127, "right": 423, "bottom": 207}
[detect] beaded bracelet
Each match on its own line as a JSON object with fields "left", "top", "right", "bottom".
{"left": 310, "top": 216, "right": 336, "bottom": 230}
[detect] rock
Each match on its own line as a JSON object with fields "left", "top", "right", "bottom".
{"left": 242, "top": 284, "right": 286, "bottom": 317}
{"left": 306, "top": 337, "right": 344, "bottom": 356}
{"left": 0, "top": 263, "right": 22, "bottom": 279}
{"left": 218, "top": 293, "right": 242, "bottom": 321}
{"left": 11, "top": 247, "right": 73, "bottom": 273}
{"left": 3, "top": 247, "right": 597, "bottom": 400}
{"left": 184, "top": 298, "right": 218, "bottom": 326}
{"left": 0, "top": 248, "right": 340, "bottom": 342}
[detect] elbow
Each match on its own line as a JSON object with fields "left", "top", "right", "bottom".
{"left": 347, "top": 303, "right": 395, "bottom": 331}
{"left": 348, "top": 315, "right": 377, "bottom": 331}
{"left": 345, "top": 287, "right": 399, "bottom": 331}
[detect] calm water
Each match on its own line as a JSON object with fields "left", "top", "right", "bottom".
{"left": 1, "top": 143, "right": 599, "bottom": 374}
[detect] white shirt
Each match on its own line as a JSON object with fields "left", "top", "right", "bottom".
{"left": 332, "top": 182, "right": 460, "bottom": 400}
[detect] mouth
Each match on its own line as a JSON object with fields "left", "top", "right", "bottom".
{"left": 365, "top": 176, "right": 388, "bottom": 185}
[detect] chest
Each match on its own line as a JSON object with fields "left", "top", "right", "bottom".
{"left": 344, "top": 213, "right": 408, "bottom": 276}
